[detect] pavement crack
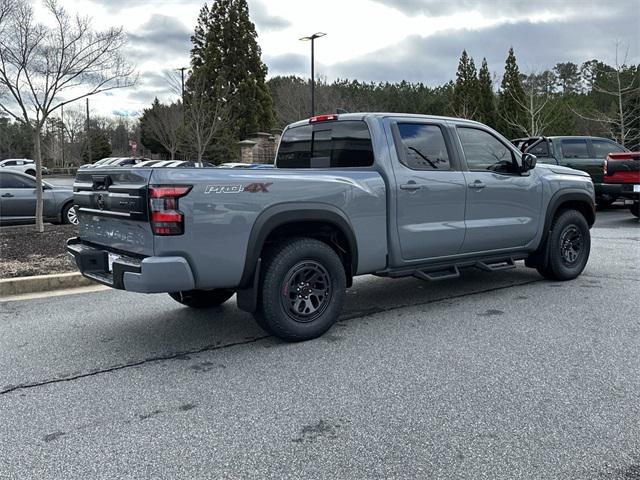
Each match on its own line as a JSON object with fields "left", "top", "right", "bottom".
{"left": 0, "top": 335, "right": 270, "bottom": 396}
{"left": 1, "top": 278, "right": 542, "bottom": 396}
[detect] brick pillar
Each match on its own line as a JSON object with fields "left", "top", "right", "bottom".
{"left": 238, "top": 140, "right": 256, "bottom": 164}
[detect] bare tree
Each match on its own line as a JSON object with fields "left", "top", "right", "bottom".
{"left": 500, "top": 71, "right": 558, "bottom": 137}
{"left": 183, "top": 73, "right": 233, "bottom": 164}
{"left": 0, "top": 0, "right": 135, "bottom": 231}
{"left": 144, "top": 101, "right": 183, "bottom": 160}
{"left": 572, "top": 42, "right": 640, "bottom": 147}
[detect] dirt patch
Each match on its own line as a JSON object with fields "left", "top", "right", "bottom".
{"left": 0, "top": 225, "right": 78, "bottom": 278}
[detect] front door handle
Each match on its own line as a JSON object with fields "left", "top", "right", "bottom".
{"left": 468, "top": 180, "right": 486, "bottom": 190}
{"left": 1, "top": 193, "right": 14, "bottom": 198}
{"left": 400, "top": 181, "right": 421, "bottom": 191}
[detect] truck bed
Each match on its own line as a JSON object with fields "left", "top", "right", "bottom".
{"left": 72, "top": 167, "right": 388, "bottom": 290}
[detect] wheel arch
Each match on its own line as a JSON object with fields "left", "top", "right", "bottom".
{"left": 544, "top": 189, "right": 596, "bottom": 234}
{"left": 239, "top": 203, "right": 358, "bottom": 289}
{"left": 527, "top": 189, "right": 595, "bottom": 270}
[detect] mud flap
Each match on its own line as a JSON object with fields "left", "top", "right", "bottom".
{"left": 236, "top": 258, "right": 261, "bottom": 313}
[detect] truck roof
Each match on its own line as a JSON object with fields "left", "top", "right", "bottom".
{"left": 286, "top": 112, "right": 485, "bottom": 129}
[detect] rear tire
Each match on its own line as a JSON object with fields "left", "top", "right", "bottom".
{"left": 536, "top": 209, "right": 590, "bottom": 281}
{"left": 169, "top": 289, "right": 234, "bottom": 308}
{"left": 25, "top": 169, "right": 36, "bottom": 176}
{"left": 254, "top": 238, "right": 346, "bottom": 342}
{"left": 629, "top": 203, "right": 639, "bottom": 218}
{"left": 596, "top": 196, "right": 615, "bottom": 209}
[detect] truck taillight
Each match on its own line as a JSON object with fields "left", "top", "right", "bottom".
{"left": 149, "top": 185, "right": 191, "bottom": 235}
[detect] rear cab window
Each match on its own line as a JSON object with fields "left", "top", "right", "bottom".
{"left": 560, "top": 139, "right": 590, "bottom": 159}
{"left": 276, "top": 121, "right": 374, "bottom": 168}
{"left": 394, "top": 123, "right": 451, "bottom": 170}
{"left": 591, "top": 139, "right": 626, "bottom": 159}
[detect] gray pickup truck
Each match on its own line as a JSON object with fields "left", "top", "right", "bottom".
{"left": 68, "top": 113, "right": 595, "bottom": 341}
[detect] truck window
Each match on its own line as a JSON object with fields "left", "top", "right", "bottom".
{"left": 591, "top": 139, "right": 625, "bottom": 159}
{"left": 527, "top": 140, "right": 550, "bottom": 158}
{"left": 560, "top": 139, "right": 589, "bottom": 159}
{"left": 277, "top": 121, "right": 374, "bottom": 168}
{"left": 457, "top": 127, "right": 517, "bottom": 173}
{"left": 396, "top": 124, "right": 450, "bottom": 170}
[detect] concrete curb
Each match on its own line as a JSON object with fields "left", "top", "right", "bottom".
{"left": 0, "top": 272, "right": 96, "bottom": 298}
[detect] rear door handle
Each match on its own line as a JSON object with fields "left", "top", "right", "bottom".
{"left": 400, "top": 182, "right": 421, "bottom": 191}
{"left": 1, "top": 193, "right": 14, "bottom": 198}
{"left": 468, "top": 181, "right": 486, "bottom": 190}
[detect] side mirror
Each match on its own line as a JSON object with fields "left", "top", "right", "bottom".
{"left": 521, "top": 153, "right": 537, "bottom": 172}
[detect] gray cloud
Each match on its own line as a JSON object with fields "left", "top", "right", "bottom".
{"left": 249, "top": 0, "right": 291, "bottom": 31}
{"left": 324, "top": 11, "right": 640, "bottom": 85}
{"left": 370, "top": 0, "right": 633, "bottom": 17}
{"left": 127, "top": 14, "right": 191, "bottom": 62}
{"left": 264, "top": 53, "right": 308, "bottom": 76}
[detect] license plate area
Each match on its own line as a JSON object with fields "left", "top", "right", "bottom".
{"left": 633, "top": 184, "right": 640, "bottom": 193}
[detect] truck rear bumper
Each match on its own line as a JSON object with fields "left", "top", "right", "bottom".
{"left": 67, "top": 238, "right": 195, "bottom": 293}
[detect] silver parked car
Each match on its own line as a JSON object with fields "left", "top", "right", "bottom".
{"left": 0, "top": 170, "right": 77, "bottom": 225}
{"left": 0, "top": 158, "right": 49, "bottom": 175}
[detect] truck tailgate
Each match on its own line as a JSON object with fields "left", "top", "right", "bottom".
{"left": 604, "top": 152, "right": 640, "bottom": 184}
{"left": 73, "top": 169, "right": 154, "bottom": 256}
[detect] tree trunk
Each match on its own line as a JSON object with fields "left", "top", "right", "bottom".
{"left": 33, "top": 124, "right": 45, "bottom": 233}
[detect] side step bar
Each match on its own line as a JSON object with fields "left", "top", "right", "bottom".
{"left": 475, "top": 258, "right": 516, "bottom": 272}
{"left": 414, "top": 266, "right": 460, "bottom": 281}
{"left": 405, "top": 256, "right": 518, "bottom": 282}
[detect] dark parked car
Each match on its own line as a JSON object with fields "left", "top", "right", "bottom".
{"left": 0, "top": 171, "right": 77, "bottom": 225}
{"left": 513, "top": 136, "right": 628, "bottom": 207}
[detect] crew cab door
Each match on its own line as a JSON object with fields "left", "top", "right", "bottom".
{"left": 390, "top": 121, "right": 466, "bottom": 260}
{"left": 455, "top": 126, "right": 542, "bottom": 253}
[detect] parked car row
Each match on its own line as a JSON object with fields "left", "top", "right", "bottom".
{"left": 78, "top": 158, "right": 274, "bottom": 170}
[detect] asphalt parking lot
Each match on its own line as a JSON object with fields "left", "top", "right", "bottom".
{"left": 0, "top": 209, "right": 638, "bottom": 479}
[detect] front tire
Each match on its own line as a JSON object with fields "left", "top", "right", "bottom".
{"left": 255, "top": 238, "right": 346, "bottom": 342}
{"left": 536, "top": 209, "right": 590, "bottom": 281}
{"left": 169, "top": 289, "right": 234, "bottom": 308}
{"left": 62, "top": 203, "right": 78, "bottom": 225}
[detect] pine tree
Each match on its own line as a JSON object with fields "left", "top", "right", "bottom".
{"left": 452, "top": 50, "right": 479, "bottom": 119}
{"left": 477, "top": 58, "right": 496, "bottom": 128}
{"left": 188, "top": 0, "right": 274, "bottom": 162}
{"left": 498, "top": 47, "right": 527, "bottom": 138}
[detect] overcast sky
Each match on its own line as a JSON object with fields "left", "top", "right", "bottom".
{"left": 46, "top": 0, "right": 640, "bottom": 117}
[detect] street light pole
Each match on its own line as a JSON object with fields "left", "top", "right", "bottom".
{"left": 300, "top": 32, "right": 326, "bottom": 117}
{"left": 176, "top": 67, "right": 187, "bottom": 100}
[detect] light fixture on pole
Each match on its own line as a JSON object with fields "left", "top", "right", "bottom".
{"left": 299, "top": 32, "right": 326, "bottom": 117}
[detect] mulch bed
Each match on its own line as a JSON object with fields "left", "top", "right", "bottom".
{"left": 0, "top": 225, "right": 78, "bottom": 278}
